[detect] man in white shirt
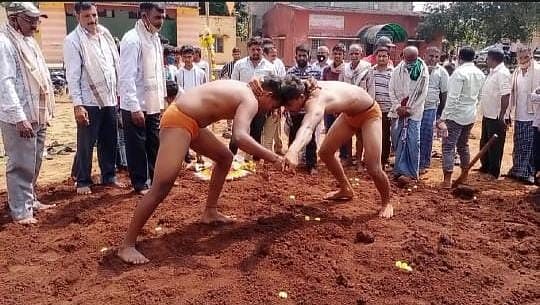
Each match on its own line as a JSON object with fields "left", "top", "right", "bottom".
{"left": 193, "top": 46, "right": 211, "bottom": 82}
{"left": 262, "top": 44, "right": 285, "bottom": 155}
{"left": 436, "top": 47, "right": 486, "bottom": 188}
{"left": 0, "top": 2, "right": 55, "bottom": 224}
{"left": 388, "top": 46, "right": 429, "bottom": 181}
{"left": 419, "top": 46, "right": 449, "bottom": 174}
{"left": 228, "top": 36, "right": 276, "bottom": 159}
{"left": 64, "top": 2, "right": 123, "bottom": 195}
{"left": 175, "top": 44, "right": 207, "bottom": 92}
{"left": 478, "top": 48, "right": 512, "bottom": 179}
{"left": 506, "top": 46, "right": 540, "bottom": 184}
{"left": 119, "top": 2, "right": 166, "bottom": 195}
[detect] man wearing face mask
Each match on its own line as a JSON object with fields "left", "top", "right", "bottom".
{"left": 312, "top": 45, "right": 331, "bottom": 74}
{"left": 419, "top": 47, "right": 449, "bottom": 175}
{"left": 119, "top": 2, "right": 166, "bottom": 195}
{"left": 64, "top": 2, "right": 124, "bottom": 196}
{"left": 0, "top": 2, "right": 55, "bottom": 224}
{"left": 286, "top": 44, "right": 322, "bottom": 174}
{"left": 506, "top": 46, "right": 540, "bottom": 184}
{"left": 388, "top": 46, "right": 429, "bottom": 183}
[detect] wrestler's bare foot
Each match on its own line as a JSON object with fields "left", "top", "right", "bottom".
{"left": 324, "top": 188, "right": 354, "bottom": 201}
{"left": 16, "top": 217, "right": 38, "bottom": 225}
{"left": 379, "top": 203, "right": 394, "bottom": 218}
{"left": 33, "top": 201, "right": 56, "bottom": 211}
{"left": 117, "top": 246, "right": 150, "bottom": 265}
{"left": 136, "top": 188, "right": 150, "bottom": 195}
{"left": 200, "top": 208, "right": 236, "bottom": 225}
{"left": 76, "top": 186, "right": 92, "bottom": 195}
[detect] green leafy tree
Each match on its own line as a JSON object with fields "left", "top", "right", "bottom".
{"left": 418, "top": 2, "right": 540, "bottom": 48}
{"left": 234, "top": 2, "right": 249, "bottom": 40}
{"left": 198, "top": 1, "right": 228, "bottom": 16}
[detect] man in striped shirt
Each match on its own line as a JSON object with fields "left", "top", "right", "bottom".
{"left": 360, "top": 46, "right": 394, "bottom": 166}
{"left": 286, "top": 44, "right": 321, "bottom": 174}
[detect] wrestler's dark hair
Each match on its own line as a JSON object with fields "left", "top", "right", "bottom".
{"left": 277, "top": 74, "right": 305, "bottom": 104}
{"left": 259, "top": 75, "right": 283, "bottom": 104}
{"left": 74, "top": 2, "right": 95, "bottom": 14}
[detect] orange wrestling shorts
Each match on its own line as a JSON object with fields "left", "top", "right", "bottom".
{"left": 159, "top": 103, "right": 200, "bottom": 140}
{"left": 343, "top": 102, "right": 382, "bottom": 129}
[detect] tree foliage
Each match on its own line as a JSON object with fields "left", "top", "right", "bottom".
{"left": 418, "top": 2, "right": 540, "bottom": 48}
{"left": 234, "top": 2, "right": 249, "bottom": 40}
{"left": 198, "top": 2, "right": 229, "bottom": 16}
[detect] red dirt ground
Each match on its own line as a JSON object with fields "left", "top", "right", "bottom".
{"left": 0, "top": 165, "right": 539, "bottom": 305}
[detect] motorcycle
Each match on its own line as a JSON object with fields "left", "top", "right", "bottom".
{"left": 50, "top": 70, "right": 67, "bottom": 96}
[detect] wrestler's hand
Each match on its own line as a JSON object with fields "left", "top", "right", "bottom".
{"left": 283, "top": 151, "right": 299, "bottom": 172}
{"left": 131, "top": 111, "right": 145, "bottom": 127}
{"left": 396, "top": 106, "right": 410, "bottom": 118}
{"left": 16, "top": 120, "right": 34, "bottom": 138}
{"left": 272, "top": 155, "right": 286, "bottom": 171}
{"left": 74, "top": 106, "right": 90, "bottom": 126}
{"left": 247, "top": 76, "right": 264, "bottom": 97}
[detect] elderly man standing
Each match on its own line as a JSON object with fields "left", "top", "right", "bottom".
{"left": 64, "top": 2, "right": 123, "bottom": 195}
{"left": 0, "top": 2, "right": 55, "bottom": 224}
{"left": 506, "top": 46, "right": 540, "bottom": 184}
{"left": 388, "top": 46, "right": 429, "bottom": 182}
{"left": 119, "top": 2, "right": 166, "bottom": 195}
{"left": 478, "top": 48, "right": 512, "bottom": 179}
{"left": 340, "top": 43, "right": 371, "bottom": 170}
{"left": 419, "top": 47, "right": 449, "bottom": 174}
{"left": 436, "top": 47, "right": 485, "bottom": 188}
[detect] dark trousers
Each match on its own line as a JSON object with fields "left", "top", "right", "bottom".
{"left": 121, "top": 110, "right": 160, "bottom": 191}
{"left": 74, "top": 106, "right": 118, "bottom": 187}
{"left": 381, "top": 112, "right": 392, "bottom": 165}
{"left": 324, "top": 114, "right": 349, "bottom": 159}
{"left": 534, "top": 127, "right": 540, "bottom": 173}
{"left": 289, "top": 112, "right": 317, "bottom": 169}
{"left": 229, "top": 112, "right": 267, "bottom": 160}
{"left": 479, "top": 117, "right": 507, "bottom": 178}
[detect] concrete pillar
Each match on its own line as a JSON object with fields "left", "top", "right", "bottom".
{"left": 176, "top": 6, "right": 200, "bottom": 47}
{"left": 38, "top": 2, "right": 67, "bottom": 65}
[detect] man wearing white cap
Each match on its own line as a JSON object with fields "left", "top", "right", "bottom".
{"left": 0, "top": 2, "right": 55, "bottom": 224}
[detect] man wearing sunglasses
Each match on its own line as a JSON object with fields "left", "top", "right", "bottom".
{"left": 0, "top": 2, "right": 55, "bottom": 225}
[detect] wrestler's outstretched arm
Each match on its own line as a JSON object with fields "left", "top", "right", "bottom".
{"left": 232, "top": 98, "right": 283, "bottom": 166}
{"left": 285, "top": 97, "right": 326, "bottom": 167}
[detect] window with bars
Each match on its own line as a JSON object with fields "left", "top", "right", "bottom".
{"left": 214, "top": 36, "right": 224, "bottom": 53}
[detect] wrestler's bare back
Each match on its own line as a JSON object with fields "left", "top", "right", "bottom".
{"left": 309, "top": 81, "right": 374, "bottom": 116}
{"left": 173, "top": 80, "right": 258, "bottom": 128}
